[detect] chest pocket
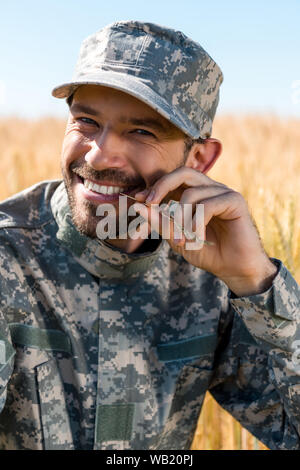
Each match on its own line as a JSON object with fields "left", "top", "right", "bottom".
{"left": 156, "top": 333, "right": 217, "bottom": 365}
{"left": 149, "top": 334, "right": 218, "bottom": 449}
{"left": 156, "top": 333, "right": 218, "bottom": 398}
{"left": 8, "top": 323, "right": 75, "bottom": 450}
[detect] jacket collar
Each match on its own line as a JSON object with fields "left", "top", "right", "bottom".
{"left": 50, "top": 181, "right": 165, "bottom": 279}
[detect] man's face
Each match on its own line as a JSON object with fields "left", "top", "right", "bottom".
{"left": 61, "top": 84, "right": 187, "bottom": 238}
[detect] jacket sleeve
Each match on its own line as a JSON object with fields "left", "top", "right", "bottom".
{"left": 0, "top": 308, "right": 15, "bottom": 414}
{"left": 0, "top": 237, "right": 17, "bottom": 414}
{"left": 209, "top": 258, "right": 300, "bottom": 450}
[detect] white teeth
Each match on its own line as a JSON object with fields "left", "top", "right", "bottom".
{"left": 83, "top": 179, "right": 125, "bottom": 195}
{"left": 106, "top": 186, "right": 114, "bottom": 195}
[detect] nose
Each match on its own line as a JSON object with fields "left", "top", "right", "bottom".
{"left": 84, "top": 127, "right": 127, "bottom": 170}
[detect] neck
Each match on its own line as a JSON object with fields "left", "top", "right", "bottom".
{"left": 105, "top": 236, "right": 148, "bottom": 254}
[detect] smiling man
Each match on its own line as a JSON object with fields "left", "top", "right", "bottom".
{"left": 62, "top": 84, "right": 191, "bottom": 249}
{"left": 0, "top": 21, "right": 299, "bottom": 451}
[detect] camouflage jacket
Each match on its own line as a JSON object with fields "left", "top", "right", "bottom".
{"left": 0, "top": 180, "right": 299, "bottom": 450}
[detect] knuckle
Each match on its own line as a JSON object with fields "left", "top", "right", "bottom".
{"left": 229, "top": 190, "right": 247, "bottom": 206}
{"left": 183, "top": 187, "right": 197, "bottom": 197}
{"left": 172, "top": 166, "right": 188, "bottom": 177}
{"left": 180, "top": 186, "right": 202, "bottom": 203}
{"left": 232, "top": 190, "right": 245, "bottom": 201}
{"left": 184, "top": 166, "right": 195, "bottom": 175}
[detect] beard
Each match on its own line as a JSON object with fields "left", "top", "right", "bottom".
{"left": 62, "top": 160, "right": 146, "bottom": 239}
{"left": 61, "top": 145, "right": 189, "bottom": 240}
{"left": 66, "top": 184, "right": 98, "bottom": 239}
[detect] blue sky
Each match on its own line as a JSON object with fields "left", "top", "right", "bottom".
{"left": 0, "top": 0, "right": 299, "bottom": 118}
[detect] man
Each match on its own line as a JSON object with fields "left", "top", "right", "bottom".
{"left": 0, "top": 20, "right": 299, "bottom": 450}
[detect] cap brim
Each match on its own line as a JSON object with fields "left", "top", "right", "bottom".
{"left": 52, "top": 71, "right": 209, "bottom": 139}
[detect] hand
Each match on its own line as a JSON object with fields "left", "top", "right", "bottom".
{"left": 134, "top": 167, "right": 278, "bottom": 296}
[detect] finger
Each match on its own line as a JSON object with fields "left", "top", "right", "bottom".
{"left": 145, "top": 167, "right": 224, "bottom": 205}
{"left": 179, "top": 185, "right": 231, "bottom": 205}
{"left": 134, "top": 187, "right": 152, "bottom": 202}
{"left": 165, "top": 202, "right": 205, "bottom": 247}
{"left": 165, "top": 186, "right": 230, "bottom": 242}
{"left": 193, "top": 191, "right": 246, "bottom": 230}
{"left": 191, "top": 205, "right": 206, "bottom": 244}
{"left": 133, "top": 202, "right": 186, "bottom": 247}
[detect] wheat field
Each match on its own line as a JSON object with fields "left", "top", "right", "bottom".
{"left": 1, "top": 114, "right": 299, "bottom": 450}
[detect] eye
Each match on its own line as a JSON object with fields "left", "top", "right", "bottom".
{"left": 77, "top": 117, "right": 98, "bottom": 126}
{"left": 132, "top": 129, "right": 155, "bottom": 137}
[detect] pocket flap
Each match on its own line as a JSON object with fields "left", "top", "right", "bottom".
{"left": 156, "top": 334, "right": 218, "bottom": 362}
{"left": 9, "top": 323, "right": 72, "bottom": 355}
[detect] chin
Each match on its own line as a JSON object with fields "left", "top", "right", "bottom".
{"left": 71, "top": 203, "right": 98, "bottom": 239}
{"left": 62, "top": 168, "right": 140, "bottom": 241}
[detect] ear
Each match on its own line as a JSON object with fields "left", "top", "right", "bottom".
{"left": 185, "top": 138, "right": 222, "bottom": 174}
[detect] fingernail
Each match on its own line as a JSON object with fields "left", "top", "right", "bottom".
{"left": 135, "top": 188, "right": 149, "bottom": 196}
{"left": 146, "top": 189, "right": 155, "bottom": 203}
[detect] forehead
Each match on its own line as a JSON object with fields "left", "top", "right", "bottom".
{"left": 71, "top": 85, "right": 184, "bottom": 136}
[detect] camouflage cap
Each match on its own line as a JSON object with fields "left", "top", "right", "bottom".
{"left": 52, "top": 20, "right": 223, "bottom": 139}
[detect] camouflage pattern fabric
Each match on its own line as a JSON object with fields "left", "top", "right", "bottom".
{"left": 52, "top": 21, "right": 223, "bottom": 139}
{"left": 0, "top": 180, "right": 299, "bottom": 450}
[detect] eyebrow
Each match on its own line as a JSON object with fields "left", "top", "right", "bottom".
{"left": 124, "top": 118, "right": 169, "bottom": 134}
{"left": 70, "top": 103, "right": 171, "bottom": 135}
{"left": 70, "top": 103, "right": 101, "bottom": 116}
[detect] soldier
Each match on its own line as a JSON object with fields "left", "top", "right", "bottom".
{"left": 0, "top": 20, "right": 299, "bottom": 450}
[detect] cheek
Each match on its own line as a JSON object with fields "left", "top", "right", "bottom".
{"left": 131, "top": 142, "right": 184, "bottom": 184}
{"left": 131, "top": 149, "right": 165, "bottom": 185}
{"left": 61, "top": 131, "right": 89, "bottom": 168}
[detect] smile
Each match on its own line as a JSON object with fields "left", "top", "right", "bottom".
{"left": 83, "top": 179, "right": 126, "bottom": 195}
{"left": 75, "top": 174, "right": 144, "bottom": 202}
